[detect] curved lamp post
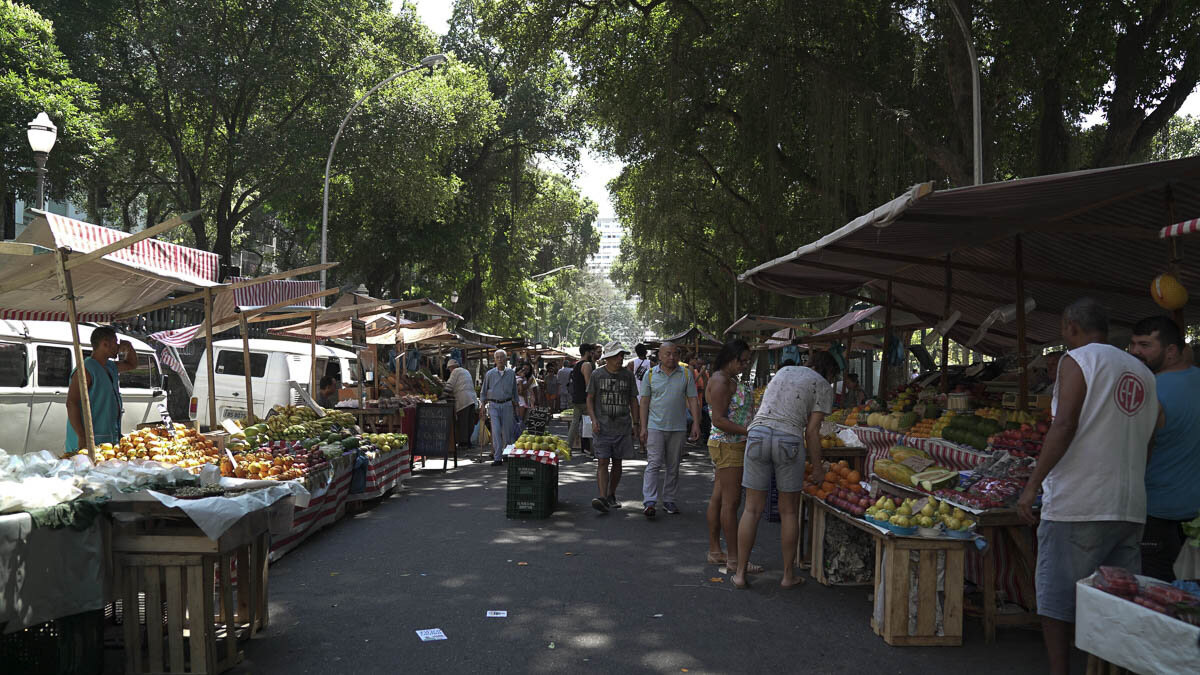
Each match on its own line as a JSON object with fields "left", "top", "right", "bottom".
{"left": 27, "top": 112, "right": 58, "bottom": 211}
{"left": 320, "top": 53, "right": 449, "bottom": 288}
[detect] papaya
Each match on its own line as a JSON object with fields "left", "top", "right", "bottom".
{"left": 890, "top": 446, "right": 931, "bottom": 462}
{"left": 873, "top": 458, "right": 917, "bottom": 484}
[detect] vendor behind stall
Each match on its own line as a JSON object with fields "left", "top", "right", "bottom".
{"left": 316, "top": 376, "right": 339, "bottom": 409}
{"left": 66, "top": 326, "right": 138, "bottom": 452}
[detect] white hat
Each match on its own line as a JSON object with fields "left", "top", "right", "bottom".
{"left": 600, "top": 340, "right": 629, "bottom": 360}
{"left": 447, "top": 358, "right": 460, "bottom": 367}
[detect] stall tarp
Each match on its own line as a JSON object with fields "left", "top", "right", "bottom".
{"left": 0, "top": 212, "right": 219, "bottom": 322}
{"left": 725, "top": 314, "right": 824, "bottom": 335}
{"left": 739, "top": 157, "right": 1200, "bottom": 355}
{"left": 367, "top": 319, "right": 454, "bottom": 345}
{"left": 0, "top": 512, "right": 106, "bottom": 633}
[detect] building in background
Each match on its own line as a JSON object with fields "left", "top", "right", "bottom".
{"left": 587, "top": 216, "right": 625, "bottom": 278}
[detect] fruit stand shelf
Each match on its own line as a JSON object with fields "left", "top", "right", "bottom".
{"left": 805, "top": 496, "right": 968, "bottom": 646}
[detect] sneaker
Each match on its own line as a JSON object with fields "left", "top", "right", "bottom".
{"left": 491, "top": 460, "right": 503, "bottom": 466}
{"left": 643, "top": 503, "right": 656, "bottom": 518}
{"left": 591, "top": 497, "right": 609, "bottom": 513}
{"left": 664, "top": 502, "right": 681, "bottom": 515}
{"left": 606, "top": 495, "right": 621, "bottom": 509}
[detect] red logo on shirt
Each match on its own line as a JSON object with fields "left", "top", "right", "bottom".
{"left": 1113, "top": 373, "right": 1145, "bottom": 416}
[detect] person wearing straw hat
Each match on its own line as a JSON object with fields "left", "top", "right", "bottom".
{"left": 586, "top": 341, "right": 640, "bottom": 512}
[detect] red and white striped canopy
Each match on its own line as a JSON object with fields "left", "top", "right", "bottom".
{"left": 148, "top": 323, "right": 204, "bottom": 347}
{"left": 1161, "top": 218, "right": 1199, "bottom": 238}
{"left": 0, "top": 211, "right": 220, "bottom": 323}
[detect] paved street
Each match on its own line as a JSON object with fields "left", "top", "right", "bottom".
{"left": 231, "top": 436, "right": 1055, "bottom": 674}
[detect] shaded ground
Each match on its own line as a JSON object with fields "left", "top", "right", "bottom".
{"left": 231, "top": 431, "right": 1054, "bottom": 674}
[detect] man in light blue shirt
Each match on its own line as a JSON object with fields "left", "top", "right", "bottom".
{"left": 1129, "top": 315, "right": 1200, "bottom": 581}
{"left": 479, "top": 349, "right": 518, "bottom": 466}
{"left": 639, "top": 342, "right": 701, "bottom": 517}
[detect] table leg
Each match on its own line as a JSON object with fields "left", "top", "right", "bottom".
{"left": 983, "top": 525, "right": 998, "bottom": 643}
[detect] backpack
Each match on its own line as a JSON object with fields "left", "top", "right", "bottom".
{"left": 633, "top": 357, "right": 650, "bottom": 383}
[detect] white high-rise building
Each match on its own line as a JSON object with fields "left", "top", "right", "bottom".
{"left": 587, "top": 217, "right": 625, "bottom": 278}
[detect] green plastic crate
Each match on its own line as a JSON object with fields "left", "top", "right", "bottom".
{"left": 0, "top": 609, "right": 104, "bottom": 675}
{"left": 506, "top": 458, "right": 557, "bottom": 519}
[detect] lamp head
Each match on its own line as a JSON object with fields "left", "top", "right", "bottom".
{"left": 27, "top": 112, "right": 57, "bottom": 154}
{"left": 420, "top": 53, "right": 448, "bottom": 68}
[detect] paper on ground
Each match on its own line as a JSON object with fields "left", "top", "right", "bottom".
{"left": 416, "top": 628, "right": 447, "bottom": 641}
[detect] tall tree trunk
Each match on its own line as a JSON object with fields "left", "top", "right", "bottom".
{"left": 1036, "top": 77, "right": 1069, "bottom": 174}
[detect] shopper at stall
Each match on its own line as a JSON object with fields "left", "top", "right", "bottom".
{"left": 639, "top": 342, "right": 701, "bottom": 517}
{"left": 543, "top": 362, "right": 560, "bottom": 411}
{"left": 446, "top": 359, "right": 479, "bottom": 452}
{"left": 316, "top": 375, "right": 339, "bottom": 409}
{"left": 479, "top": 349, "right": 519, "bottom": 466}
{"left": 586, "top": 341, "right": 640, "bottom": 513}
{"left": 568, "top": 343, "right": 597, "bottom": 455}
{"left": 704, "top": 339, "right": 762, "bottom": 574}
{"left": 1016, "top": 298, "right": 1158, "bottom": 675}
{"left": 556, "top": 359, "right": 573, "bottom": 412}
{"left": 1128, "top": 315, "right": 1199, "bottom": 581}
{"left": 732, "top": 351, "right": 837, "bottom": 590}
{"left": 66, "top": 326, "right": 139, "bottom": 452}
{"left": 835, "top": 372, "right": 866, "bottom": 408}
{"left": 629, "top": 343, "right": 652, "bottom": 395}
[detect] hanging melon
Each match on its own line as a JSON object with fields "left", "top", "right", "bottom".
{"left": 1150, "top": 273, "right": 1188, "bottom": 310}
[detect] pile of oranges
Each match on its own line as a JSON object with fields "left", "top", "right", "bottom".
{"left": 802, "top": 459, "right": 864, "bottom": 500}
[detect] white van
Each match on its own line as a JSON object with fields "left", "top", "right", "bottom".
{"left": 191, "top": 338, "right": 359, "bottom": 424}
{"left": 0, "top": 321, "right": 165, "bottom": 455}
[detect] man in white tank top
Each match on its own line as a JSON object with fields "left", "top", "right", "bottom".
{"left": 1017, "top": 298, "right": 1157, "bottom": 675}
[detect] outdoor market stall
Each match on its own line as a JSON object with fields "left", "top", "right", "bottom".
{"left": 739, "top": 157, "right": 1200, "bottom": 646}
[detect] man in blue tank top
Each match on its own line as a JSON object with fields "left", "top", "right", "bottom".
{"left": 66, "top": 326, "right": 138, "bottom": 453}
{"left": 1129, "top": 315, "right": 1200, "bottom": 581}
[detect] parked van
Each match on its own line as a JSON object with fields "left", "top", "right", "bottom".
{"left": 0, "top": 320, "right": 165, "bottom": 455}
{"left": 191, "top": 338, "right": 358, "bottom": 425}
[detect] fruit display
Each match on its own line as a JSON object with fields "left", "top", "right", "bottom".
{"left": 873, "top": 458, "right": 917, "bottom": 485}
{"left": 803, "top": 460, "right": 864, "bottom": 501}
{"left": 820, "top": 433, "right": 849, "bottom": 450}
{"left": 84, "top": 425, "right": 221, "bottom": 471}
{"left": 988, "top": 422, "right": 1048, "bottom": 457}
{"left": 230, "top": 406, "right": 357, "bottom": 451}
{"left": 866, "top": 495, "right": 976, "bottom": 532}
{"left": 907, "top": 417, "right": 937, "bottom": 438}
{"left": 940, "top": 414, "right": 1001, "bottom": 450}
{"left": 753, "top": 386, "right": 766, "bottom": 409}
{"left": 221, "top": 447, "right": 307, "bottom": 481}
{"left": 514, "top": 432, "right": 571, "bottom": 460}
{"left": 842, "top": 406, "right": 864, "bottom": 426}
{"left": 1093, "top": 566, "right": 1200, "bottom": 622}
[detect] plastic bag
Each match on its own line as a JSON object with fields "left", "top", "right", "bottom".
{"left": 582, "top": 415, "right": 593, "bottom": 439}
{"left": 1094, "top": 566, "right": 1138, "bottom": 598}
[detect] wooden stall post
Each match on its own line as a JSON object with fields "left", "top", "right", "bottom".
{"left": 941, "top": 255, "right": 952, "bottom": 393}
{"left": 1014, "top": 236, "right": 1029, "bottom": 411}
{"left": 879, "top": 282, "right": 894, "bottom": 397}
{"left": 203, "top": 288, "right": 218, "bottom": 430}
{"left": 845, "top": 320, "right": 855, "bottom": 400}
{"left": 238, "top": 312, "right": 255, "bottom": 423}
{"left": 309, "top": 311, "right": 318, "bottom": 398}
{"left": 55, "top": 249, "right": 96, "bottom": 459}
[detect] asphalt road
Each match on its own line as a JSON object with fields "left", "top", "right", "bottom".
{"left": 231, "top": 437, "right": 1058, "bottom": 674}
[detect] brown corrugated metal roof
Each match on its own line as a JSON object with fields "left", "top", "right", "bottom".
{"left": 740, "top": 157, "right": 1200, "bottom": 355}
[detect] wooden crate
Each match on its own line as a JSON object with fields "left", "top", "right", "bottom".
{"left": 871, "top": 536, "right": 966, "bottom": 647}
{"left": 110, "top": 507, "right": 269, "bottom": 674}
{"left": 806, "top": 497, "right": 876, "bottom": 587}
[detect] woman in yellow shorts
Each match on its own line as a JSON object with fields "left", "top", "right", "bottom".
{"left": 705, "top": 339, "right": 760, "bottom": 573}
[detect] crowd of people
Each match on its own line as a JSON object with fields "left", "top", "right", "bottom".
{"left": 453, "top": 297, "right": 1198, "bottom": 668}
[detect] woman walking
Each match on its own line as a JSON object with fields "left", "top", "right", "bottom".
{"left": 704, "top": 340, "right": 761, "bottom": 574}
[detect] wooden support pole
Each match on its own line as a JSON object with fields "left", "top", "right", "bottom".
{"left": 238, "top": 312, "right": 255, "bottom": 423}
{"left": 941, "top": 255, "right": 952, "bottom": 394}
{"left": 310, "top": 312, "right": 318, "bottom": 398}
{"left": 55, "top": 249, "right": 95, "bottom": 460}
{"left": 203, "top": 288, "right": 217, "bottom": 429}
{"left": 1015, "top": 236, "right": 1029, "bottom": 411}
{"left": 880, "top": 281, "right": 894, "bottom": 398}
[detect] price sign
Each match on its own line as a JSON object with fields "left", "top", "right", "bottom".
{"left": 900, "top": 456, "right": 936, "bottom": 473}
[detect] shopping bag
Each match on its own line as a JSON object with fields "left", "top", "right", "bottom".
{"left": 479, "top": 420, "right": 491, "bottom": 448}
{"left": 581, "top": 414, "right": 593, "bottom": 439}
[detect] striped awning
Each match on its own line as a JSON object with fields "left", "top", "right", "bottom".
{"left": 1161, "top": 218, "right": 1199, "bottom": 238}
{"left": 148, "top": 323, "right": 203, "bottom": 347}
{"left": 0, "top": 211, "right": 220, "bottom": 323}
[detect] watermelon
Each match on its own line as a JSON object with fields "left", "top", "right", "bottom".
{"left": 911, "top": 469, "right": 959, "bottom": 491}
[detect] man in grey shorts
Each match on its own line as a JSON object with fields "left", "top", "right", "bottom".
{"left": 732, "top": 352, "right": 838, "bottom": 590}
{"left": 587, "top": 341, "right": 640, "bottom": 513}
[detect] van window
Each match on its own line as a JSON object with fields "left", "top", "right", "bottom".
{"left": 215, "top": 350, "right": 267, "bottom": 377}
{"left": 122, "top": 353, "right": 161, "bottom": 390}
{"left": 37, "top": 346, "right": 73, "bottom": 388}
{"left": 0, "top": 342, "right": 27, "bottom": 387}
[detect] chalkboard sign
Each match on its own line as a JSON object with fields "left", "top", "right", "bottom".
{"left": 414, "top": 402, "right": 453, "bottom": 459}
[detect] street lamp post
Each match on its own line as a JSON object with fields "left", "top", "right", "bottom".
{"left": 946, "top": 2, "right": 982, "bottom": 186}
{"left": 321, "top": 53, "right": 448, "bottom": 288}
{"left": 27, "top": 112, "right": 58, "bottom": 211}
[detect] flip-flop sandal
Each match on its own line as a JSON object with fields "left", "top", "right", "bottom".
{"left": 723, "top": 561, "right": 764, "bottom": 575}
{"left": 706, "top": 552, "right": 727, "bottom": 565}
{"left": 780, "top": 577, "right": 807, "bottom": 590}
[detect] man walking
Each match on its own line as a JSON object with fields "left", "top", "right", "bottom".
{"left": 639, "top": 342, "right": 701, "bottom": 517}
{"left": 556, "top": 358, "right": 573, "bottom": 412}
{"left": 587, "top": 341, "right": 639, "bottom": 512}
{"left": 568, "top": 343, "right": 596, "bottom": 453}
{"left": 1128, "top": 315, "right": 1200, "bottom": 581}
{"left": 1017, "top": 299, "right": 1158, "bottom": 675}
{"left": 479, "top": 349, "right": 519, "bottom": 466}
{"left": 628, "top": 343, "right": 652, "bottom": 395}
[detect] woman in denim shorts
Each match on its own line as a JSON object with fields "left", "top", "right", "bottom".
{"left": 732, "top": 352, "right": 838, "bottom": 589}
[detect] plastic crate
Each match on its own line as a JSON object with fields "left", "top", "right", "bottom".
{"left": 0, "top": 609, "right": 104, "bottom": 675}
{"left": 506, "top": 457, "right": 557, "bottom": 519}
